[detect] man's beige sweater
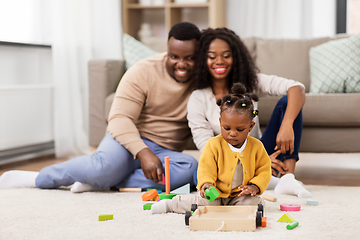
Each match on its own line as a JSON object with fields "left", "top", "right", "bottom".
{"left": 107, "top": 53, "right": 193, "bottom": 158}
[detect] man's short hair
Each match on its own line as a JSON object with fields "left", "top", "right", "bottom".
{"left": 168, "top": 22, "right": 201, "bottom": 41}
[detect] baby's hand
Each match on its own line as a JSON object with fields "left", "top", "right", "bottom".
{"left": 238, "top": 184, "right": 259, "bottom": 197}
{"left": 200, "top": 183, "right": 214, "bottom": 198}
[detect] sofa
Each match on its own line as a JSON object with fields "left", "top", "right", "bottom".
{"left": 88, "top": 34, "right": 360, "bottom": 153}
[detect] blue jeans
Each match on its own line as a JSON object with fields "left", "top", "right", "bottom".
{"left": 260, "top": 95, "right": 302, "bottom": 162}
{"left": 193, "top": 95, "right": 303, "bottom": 186}
{"left": 36, "top": 133, "right": 198, "bottom": 190}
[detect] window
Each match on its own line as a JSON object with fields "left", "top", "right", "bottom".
{"left": 0, "top": 0, "right": 50, "bottom": 44}
{"left": 347, "top": 0, "right": 360, "bottom": 34}
{"left": 336, "top": 0, "right": 360, "bottom": 34}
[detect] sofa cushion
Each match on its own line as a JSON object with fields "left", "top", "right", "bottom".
{"left": 258, "top": 93, "right": 360, "bottom": 127}
{"left": 309, "top": 33, "right": 360, "bottom": 93}
{"left": 255, "top": 37, "right": 334, "bottom": 93}
{"left": 105, "top": 93, "right": 115, "bottom": 120}
{"left": 123, "top": 33, "right": 159, "bottom": 70}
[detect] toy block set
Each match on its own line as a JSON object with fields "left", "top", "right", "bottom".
{"left": 181, "top": 185, "right": 266, "bottom": 231}
{"left": 185, "top": 204, "right": 265, "bottom": 231}
{"left": 141, "top": 156, "right": 178, "bottom": 211}
{"left": 137, "top": 156, "right": 318, "bottom": 231}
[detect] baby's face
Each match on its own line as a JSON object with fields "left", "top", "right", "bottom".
{"left": 219, "top": 109, "right": 254, "bottom": 148}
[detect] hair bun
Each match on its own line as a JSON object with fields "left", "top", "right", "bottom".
{"left": 230, "top": 83, "right": 246, "bottom": 95}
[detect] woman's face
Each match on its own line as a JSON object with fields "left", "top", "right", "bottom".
{"left": 207, "top": 38, "right": 233, "bottom": 81}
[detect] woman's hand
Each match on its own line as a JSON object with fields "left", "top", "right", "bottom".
{"left": 269, "top": 149, "right": 287, "bottom": 176}
{"left": 200, "top": 183, "right": 214, "bottom": 198}
{"left": 238, "top": 184, "right": 259, "bottom": 197}
{"left": 137, "top": 148, "right": 163, "bottom": 183}
{"left": 276, "top": 122, "right": 295, "bottom": 154}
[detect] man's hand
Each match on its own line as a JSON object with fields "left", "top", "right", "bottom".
{"left": 269, "top": 149, "right": 287, "bottom": 177}
{"left": 137, "top": 148, "right": 163, "bottom": 183}
{"left": 200, "top": 183, "right": 214, "bottom": 198}
{"left": 238, "top": 184, "right": 259, "bottom": 197}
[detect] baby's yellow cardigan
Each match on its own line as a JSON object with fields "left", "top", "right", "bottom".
{"left": 197, "top": 135, "right": 271, "bottom": 197}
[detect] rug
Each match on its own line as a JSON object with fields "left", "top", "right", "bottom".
{"left": 1, "top": 185, "right": 359, "bottom": 240}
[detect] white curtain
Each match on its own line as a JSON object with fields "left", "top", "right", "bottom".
{"left": 227, "top": 0, "right": 336, "bottom": 39}
{"left": 50, "top": 0, "right": 122, "bottom": 158}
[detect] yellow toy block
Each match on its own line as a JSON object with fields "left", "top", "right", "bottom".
{"left": 98, "top": 214, "right": 113, "bottom": 221}
{"left": 277, "top": 213, "right": 295, "bottom": 223}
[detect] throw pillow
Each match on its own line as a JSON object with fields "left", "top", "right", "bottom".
{"left": 345, "top": 77, "right": 360, "bottom": 93}
{"left": 123, "top": 33, "right": 159, "bottom": 70}
{"left": 309, "top": 33, "right": 360, "bottom": 93}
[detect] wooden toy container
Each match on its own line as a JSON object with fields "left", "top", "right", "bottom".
{"left": 189, "top": 205, "right": 261, "bottom": 231}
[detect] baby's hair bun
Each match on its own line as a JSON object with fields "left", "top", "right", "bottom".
{"left": 248, "top": 93, "right": 259, "bottom": 102}
{"left": 216, "top": 98, "right": 222, "bottom": 106}
{"left": 231, "top": 83, "right": 246, "bottom": 95}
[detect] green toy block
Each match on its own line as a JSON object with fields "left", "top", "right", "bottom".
{"left": 98, "top": 214, "right": 113, "bottom": 221}
{"left": 143, "top": 203, "right": 154, "bottom": 210}
{"left": 286, "top": 221, "right": 299, "bottom": 230}
{"left": 147, "top": 188, "right": 162, "bottom": 194}
{"left": 277, "top": 213, "right": 295, "bottom": 223}
{"left": 204, "top": 186, "right": 220, "bottom": 202}
{"left": 159, "top": 193, "right": 177, "bottom": 199}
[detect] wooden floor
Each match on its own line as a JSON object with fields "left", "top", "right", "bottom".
{"left": 1, "top": 152, "right": 360, "bottom": 187}
{"left": 0, "top": 154, "right": 68, "bottom": 175}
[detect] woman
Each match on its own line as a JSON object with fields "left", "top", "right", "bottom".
{"left": 187, "top": 28, "right": 310, "bottom": 198}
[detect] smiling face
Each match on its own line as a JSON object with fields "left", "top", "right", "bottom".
{"left": 166, "top": 37, "right": 197, "bottom": 83}
{"left": 219, "top": 109, "right": 255, "bottom": 148}
{"left": 207, "top": 38, "right": 233, "bottom": 82}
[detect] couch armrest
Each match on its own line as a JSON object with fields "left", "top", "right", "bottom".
{"left": 88, "top": 59, "right": 125, "bottom": 147}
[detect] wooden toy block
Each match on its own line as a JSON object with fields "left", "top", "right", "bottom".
{"left": 171, "top": 183, "right": 190, "bottom": 195}
{"left": 152, "top": 195, "right": 160, "bottom": 201}
{"left": 286, "top": 221, "right": 299, "bottom": 230}
{"left": 204, "top": 186, "right": 220, "bottom": 202}
{"left": 142, "top": 189, "right": 158, "bottom": 201}
{"left": 280, "top": 204, "right": 301, "bottom": 211}
{"left": 159, "top": 192, "right": 176, "bottom": 199}
{"left": 98, "top": 214, "right": 113, "bottom": 221}
{"left": 261, "top": 217, "right": 267, "bottom": 227}
{"left": 146, "top": 188, "right": 162, "bottom": 194}
{"left": 306, "top": 199, "right": 319, "bottom": 206}
{"left": 165, "top": 156, "right": 170, "bottom": 194}
{"left": 261, "top": 194, "right": 277, "bottom": 202}
{"left": 143, "top": 203, "right": 154, "bottom": 210}
{"left": 188, "top": 205, "right": 263, "bottom": 231}
{"left": 158, "top": 173, "right": 165, "bottom": 185}
{"left": 119, "top": 188, "right": 142, "bottom": 192}
{"left": 277, "top": 213, "right": 295, "bottom": 223}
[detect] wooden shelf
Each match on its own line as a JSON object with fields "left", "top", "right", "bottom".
{"left": 122, "top": 0, "right": 226, "bottom": 41}
{"left": 127, "top": 4, "right": 165, "bottom": 9}
{"left": 168, "top": 3, "right": 210, "bottom": 8}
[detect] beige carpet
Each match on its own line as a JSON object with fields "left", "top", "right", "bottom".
{"left": 1, "top": 185, "right": 359, "bottom": 240}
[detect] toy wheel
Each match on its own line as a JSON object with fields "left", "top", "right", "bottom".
{"left": 256, "top": 211, "right": 262, "bottom": 227}
{"left": 191, "top": 204, "right": 198, "bottom": 212}
{"left": 258, "top": 204, "right": 264, "bottom": 216}
{"left": 185, "top": 211, "right": 192, "bottom": 226}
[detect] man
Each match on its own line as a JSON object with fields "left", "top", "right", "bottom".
{"left": 0, "top": 22, "right": 201, "bottom": 192}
